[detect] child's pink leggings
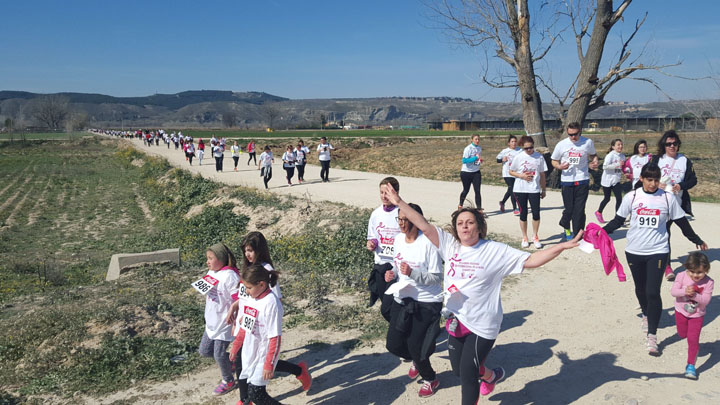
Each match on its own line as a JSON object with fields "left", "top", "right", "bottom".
{"left": 675, "top": 312, "right": 704, "bottom": 365}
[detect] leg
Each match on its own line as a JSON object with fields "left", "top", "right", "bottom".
{"left": 572, "top": 183, "right": 589, "bottom": 235}
{"left": 644, "top": 253, "right": 667, "bottom": 335}
{"left": 448, "top": 334, "right": 465, "bottom": 378}
{"left": 460, "top": 334, "right": 496, "bottom": 405}
{"left": 471, "top": 171, "right": 482, "bottom": 209}
{"left": 406, "top": 302, "right": 442, "bottom": 381}
{"left": 213, "top": 339, "right": 234, "bottom": 383}
{"left": 248, "top": 384, "right": 281, "bottom": 405}
{"left": 501, "top": 177, "right": 515, "bottom": 206}
{"left": 626, "top": 253, "right": 649, "bottom": 316}
{"left": 598, "top": 186, "right": 612, "bottom": 213}
{"left": 385, "top": 301, "right": 412, "bottom": 360}
{"left": 529, "top": 193, "right": 541, "bottom": 237}
{"left": 559, "top": 185, "right": 574, "bottom": 230}
{"left": 233, "top": 156, "right": 239, "bottom": 168}
{"left": 686, "top": 316, "right": 704, "bottom": 365}
{"left": 516, "top": 193, "right": 529, "bottom": 240}
{"left": 612, "top": 183, "right": 623, "bottom": 213}
{"left": 275, "top": 359, "right": 301, "bottom": 376}
{"left": 459, "top": 171, "right": 472, "bottom": 207}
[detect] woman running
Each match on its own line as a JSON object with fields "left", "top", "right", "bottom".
{"left": 231, "top": 141, "right": 242, "bottom": 171}
{"left": 651, "top": 130, "right": 698, "bottom": 281}
{"left": 623, "top": 139, "right": 651, "bottom": 188}
{"left": 382, "top": 183, "right": 581, "bottom": 405}
{"left": 509, "top": 135, "right": 547, "bottom": 249}
{"left": 258, "top": 146, "right": 273, "bottom": 189}
{"left": 383, "top": 202, "right": 443, "bottom": 397}
{"left": 295, "top": 143, "right": 307, "bottom": 183}
{"left": 197, "top": 139, "right": 205, "bottom": 166}
{"left": 496, "top": 135, "right": 521, "bottom": 214}
{"left": 601, "top": 163, "right": 707, "bottom": 355}
{"left": 247, "top": 140, "right": 257, "bottom": 165}
{"left": 281, "top": 145, "right": 296, "bottom": 186}
{"left": 459, "top": 134, "right": 484, "bottom": 214}
{"left": 595, "top": 139, "right": 625, "bottom": 223}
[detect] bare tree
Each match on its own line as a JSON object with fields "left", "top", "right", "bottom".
{"left": 428, "top": 0, "right": 679, "bottom": 142}
{"left": 261, "top": 104, "right": 281, "bottom": 130}
{"left": 31, "top": 95, "right": 69, "bottom": 129}
{"left": 64, "top": 112, "right": 89, "bottom": 133}
{"left": 222, "top": 109, "right": 237, "bottom": 128}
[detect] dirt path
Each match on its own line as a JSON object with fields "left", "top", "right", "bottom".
{"left": 96, "top": 136, "right": 720, "bottom": 404}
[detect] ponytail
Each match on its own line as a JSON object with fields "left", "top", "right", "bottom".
{"left": 242, "top": 263, "right": 279, "bottom": 288}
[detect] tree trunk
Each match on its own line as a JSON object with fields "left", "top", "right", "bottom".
{"left": 508, "top": 0, "right": 547, "bottom": 146}
{"left": 564, "top": 0, "right": 620, "bottom": 128}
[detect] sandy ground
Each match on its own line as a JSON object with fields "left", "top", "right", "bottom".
{"left": 94, "top": 137, "right": 720, "bottom": 404}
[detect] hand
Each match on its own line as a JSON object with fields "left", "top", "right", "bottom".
{"left": 559, "top": 162, "right": 570, "bottom": 170}
{"left": 225, "top": 303, "right": 238, "bottom": 325}
{"left": 698, "top": 242, "right": 708, "bottom": 251}
{"left": 263, "top": 369, "right": 274, "bottom": 381}
{"left": 685, "top": 286, "right": 696, "bottom": 297}
{"left": 366, "top": 240, "right": 377, "bottom": 251}
{"left": 672, "top": 184, "right": 682, "bottom": 193}
{"left": 522, "top": 172, "right": 533, "bottom": 181}
{"left": 399, "top": 262, "right": 412, "bottom": 276}
{"left": 541, "top": 190, "right": 546, "bottom": 199}
{"left": 384, "top": 270, "right": 396, "bottom": 283}
{"left": 502, "top": 156, "right": 508, "bottom": 162}
{"left": 559, "top": 230, "right": 584, "bottom": 250}
{"left": 381, "top": 183, "right": 402, "bottom": 205}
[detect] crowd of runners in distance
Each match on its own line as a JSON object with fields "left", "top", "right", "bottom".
{"left": 95, "top": 124, "right": 712, "bottom": 403}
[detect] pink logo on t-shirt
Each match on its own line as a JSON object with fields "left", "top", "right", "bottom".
{"left": 637, "top": 208, "right": 660, "bottom": 215}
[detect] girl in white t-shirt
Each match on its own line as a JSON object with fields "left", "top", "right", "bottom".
{"left": 383, "top": 202, "right": 443, "bottom": 398}
{"left": 229, "top": 264, "right": 283, "bottom": 405}
{"left": 198, "top": 243, "right": 240, "bottom": 396}
{"left": 281, "top": 145, "right": 296, "bottom": 186}
{"left": 595, "top": 139, "right": 626, "bottom": 223}
{"left": 382, "top": 184, "right": 582, "bottom": 405}
{"left": 231, "top": 141, "right": 242, "bottom": 172}
{"left": 622, "top": 139, "right": 651, "bottom": 189}
{"left": 258, "top": 146, "right": 274, "bottom": 189}
{"left": 185, "top": 140, "right": 196, "bottom": 166}
{"left": 509, "top": 136, "right": 548, "bottom": 249}
{"left": 496, "top": 135, "right": 521, "bottom": 214}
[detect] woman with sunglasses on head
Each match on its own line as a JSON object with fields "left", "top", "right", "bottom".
{"left": 509, "top": 136, "right": 548, "bottom": 249}
{"left": 651, "top": 130, "right": 698, "bottom": 281}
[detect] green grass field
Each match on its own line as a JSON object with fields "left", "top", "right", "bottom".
{"left": 0, "top": 132, "right": 88, "bottom": 140}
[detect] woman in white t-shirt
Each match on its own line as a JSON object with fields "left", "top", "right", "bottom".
{"left": 459, "top": 134, "right": 484, "bottom": 214}
{"left": 281, "top": 145, "right": 296, "bottom": 186}
{"left": 595, "top": 139, "right": 626, "bottom": 223}
{"left": 509, "top": 136, "right": 548, "bottom": 249}
{"left": 258, "top": 146, "right": 274, "bottom": 189}
{"left": 496, "top": 135, "right": 521, "bottom": 214}
{"left": 601, "top": 163, "right": 707, "bottom": 356}
{"left": 231, "top": 141, "right": 242, "bottom": 172}
{"left": 622, "top": 139, "right": 651, "bottom": 189}
{"left": 383, "top": 203, "right": 443, "bottom": 398}
{"left": 382, "top": 184, "right": 582, "bottom": 405}
{"left": 185, "top": 140, "right": 196, "bottom": 166}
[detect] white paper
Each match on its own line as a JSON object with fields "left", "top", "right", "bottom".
{"left": 578, "top": 239, "right": 595, "bottom": 254}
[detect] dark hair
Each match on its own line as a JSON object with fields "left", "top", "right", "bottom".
{"left": 632, "top": 139, "right": 647, "bottom": 156}
{"left": 449, "top": 207, "right": 488, "bottom": 242}
{"left": 400, "top": 203, "right": 423, "bottom": 233}
{"left": 380, "top": 176, "right": 400, "bottom": 192}
{"left": 640, "top": 163, "right": 662, "bottom": 181}
{"left": 685, "top": 252, "right": 710, "bottom": 273}
{"left": 567, "top": 122, "right": 582, "bottom": 132}
{"left": 241, "top": 231, "right": 273, "bottom": 270}
{"left": 519, "top": 135, "right": 534, "bottom": 146}
{"left": 506, "top": 135, "right": 517, "bottom": 143}
{"left": 657, "top": 130, "right": 681, "bottom": 156}
{"left": 287, "top": 145, "right": 293, "bottom": 150}
{"left": 608, "top": 138, "right": 622, "bottom": 153}
{"left": 263, "top": 145, "right": 270, "bottom": 151}
{"left": 471, "top": 133, "right": 480, "bottom": 139}
{"left": 242, "top": 263, "right": 279, "bottom": 287}
{"left": 321, "top": 136, "right": 327, "bottom": 141}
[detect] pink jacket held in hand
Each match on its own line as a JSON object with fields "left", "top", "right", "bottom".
{"left": 584, "top": 223, "right": 626, "bottom": 282}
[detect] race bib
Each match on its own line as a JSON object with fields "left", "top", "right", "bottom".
{"left": 240, "top": 306, "right": 258, "bottom": 333}
{"left": 636, "top": 208, "right": 660, "bottom": 229}
{"left": 238, "top": 283, "right": 250, "bottom": 299}
{"left": 191, "top": 275, "right": 219, "bottom": 295}
{"left": 379, "top": 243, "right": 395, "bottom": 259}
{"left": 567, "top": 152, "right": 581, "bottom": 166}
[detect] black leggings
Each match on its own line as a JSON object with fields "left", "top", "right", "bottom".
{"left": 501, "top": 177, "right": 517, "bottom": 209}
{"left": 248, "top": 152, "right": 256, "bottom": 165}
{"left": 275, "top": 359, "right": 301, "bottom": 376}
{"left": 515, "top": 192, "right": 540, "bottom": 221}
{"left": 459, "top": 171, "right": 482, "bottom": 209}
{"left": 188, "top": 153, "right": 193, "bottom": 165}
{"left": 297, "top": 163, "right": 306, "bottom": 180}
{"left": 598, "top": 183, "right": 623, "bottom": 214}
{"left": 320, "top": 160, "right": 330, "bottom": 181}
{"left": 386, "top": 300, "right": 441, "bottom": 381}
{"left": 285, "top": 167, "right": 295, "bottom": 182}
{"left": 261, "top": 166, "right": 272, "bottom": 188}
{"left": 248, "top": 384, "right": 280, "bottom": 405}
{"left": 233, "top": 156, "right": 239, "bottom": 168}
{"left": 626, "top": 252, "right": 668, "bottom": 335}
{"left": 449, "top": 332, "right": 496, "bottom": 405}
{"left": 215, "top": 156, "right": 223, "bottom": 172}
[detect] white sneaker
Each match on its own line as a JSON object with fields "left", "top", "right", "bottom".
{"left": 521, "top": 239, "right": 530, "bottom": 248}
{"left": 533, "top": 236, "right": 543, "bottom": 249}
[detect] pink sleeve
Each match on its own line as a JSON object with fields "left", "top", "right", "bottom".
{"left": 264, "top": 336, "right": 281, "bottom": 372}
{"left": 622, "top": 159, "right": 632, "bottom": 177}
{"left": 670, "top": 272, "right": 686, "bottom": 298}
{"left": 695, "top": 278, "right": 714, "bottom": 307}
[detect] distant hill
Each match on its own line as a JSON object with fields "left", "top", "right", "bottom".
{"left": 1, "top": 89, "right": 717, "bottom": 129}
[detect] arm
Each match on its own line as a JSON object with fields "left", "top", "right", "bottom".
{"left": 228, "top": 328, "right": 246, "bottom": 362}
{"left": 603, "top": 215, "right": 626, "bottom": 234}
{"left": 674, "top": 216, "right": 707, "bottom": 249}
{"left": 524, "top": 231, "right": 583, "bottom": 269}
{"left": 552, "top": 159, "right": 569, "bottom": 170}
{"left": 695, "top": 279, "right": 714, "bottom": 307}
{"left": 462, "top": 156, "right": 478, "bottom": 164}
{"left": 262, "top": 336, "right": 281, "bottom": 381}
{"left": 540, "top": 172, "right": 546, "bottom": 198}
{"left": 382, "top": 183, "right": 439, "bottom": 248}
{"left": 225, "top": 299, "right": 240, "bottom": 325}
{"left": 670, "top": 274, "right": 686, "bottom": 298}
{"left": 679, "top": 158, "right": 697, "bottom": 191}
{"left": 408, "top": 270, "right": 442, "bottom": 286}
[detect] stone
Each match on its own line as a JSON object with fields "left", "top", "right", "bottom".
{"left": 106, "top": 248, "right": 181, "bottom": 281}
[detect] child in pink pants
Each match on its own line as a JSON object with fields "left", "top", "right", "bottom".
{"left": 670, "top": 252, "right": 713, "bottom": 379}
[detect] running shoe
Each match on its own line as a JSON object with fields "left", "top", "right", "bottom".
{"left": 408, "top": 362, "right": 420, "bottom": 380}
{"left": 646, "top": 333, "right": 660, "bottom": 356}
{"left": 664, "top": 265, "right": 675, "bottom": 281}
{"left": 595, "top": 211, "right": 605, "bottom": 223}
{"left": 521, "top": 239, "right": 530, "bottom": 248}
{"left": 213, "top": 380, "right": 238, "bottom": 396}
{"left": 499, "top": 201, "right": 505, "bottom": 213}
{"left": 418, "top": 379, "right": 440, "bottom": 398}
{"left": 685, "top": 364, "right": 698, "bottom": 380}
{"left": 513, "top": 209, "right": 520, "bottom": 216}
{"left": 479, "top": 367, "right": 505, "bottom": 396}
{"left": 297, "top": 361, "right": 312, "bottom": 391}
{"left": 236, "top": 399, "right": 253, "bottom": 405}
{"left": 641, "top": 315, "right": 648, "bottom": 334}
{"left": 533, "top": 236, "right": 543, "bottom": 249}
{"left": 563, "top": 229, "right": 573, "bottom": 241}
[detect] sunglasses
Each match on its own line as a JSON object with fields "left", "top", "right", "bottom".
{"left": 665, "top": 142, "right": 678, "bottom": 147}
{"left": 523, "top": 146, "right": 534, "bottom": 150}
{"left": 567, "top": 132, "right": 581, "bottom": 137}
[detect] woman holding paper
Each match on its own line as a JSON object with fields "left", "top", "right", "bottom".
{"left": 384, "top": 203, "right": 443, "bottom": 398}
{"left": 381, "top": 184, "right": 582, "bottom": 405}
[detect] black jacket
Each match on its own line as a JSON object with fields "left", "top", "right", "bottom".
{"left": 651, "top": 154, "right": 697, "bottom": 216}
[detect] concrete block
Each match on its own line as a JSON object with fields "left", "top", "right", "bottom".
{"left": 106, "top": 248, "right": 181, "bottom": 281}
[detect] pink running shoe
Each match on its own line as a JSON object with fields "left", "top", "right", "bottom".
{"left": 297, "top": 361, "right": 312, "bottom": 391}
{"left": 513, "top": 209, "right": 520, "bottom": 216}
{"left": 664, "top": 265, "right": 675, "bottom": 281}
{"left": 499, "top": 201, "right": 505, "bottom": 213}
{"left": 408, "top": 362, "right": 420, "bottom": 380}
{"left": 479, "top": 367, "right": 505, "bottom": 396}
{"left": 418, "top": 379, "right": 439, "bottom": 397}
{"left": 595, "top": 211, "right": 605, "bottom": 223}
{"left": 213, "top": 380, "right": 237, "bottom": 396}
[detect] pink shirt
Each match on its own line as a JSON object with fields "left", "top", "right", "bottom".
{"left": 670, "top": 271, "right": 714, "bottom": 318}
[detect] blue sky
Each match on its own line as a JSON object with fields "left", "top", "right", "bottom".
{"left": 1, "top": 0, "right": 718, "bottom": 103}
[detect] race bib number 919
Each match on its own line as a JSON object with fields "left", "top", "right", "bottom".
{"left": 191, "top": 275, "right": 219, "bottom": 295}
{"left": 636, "top": 208, "right": 660, "bottom": 229}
